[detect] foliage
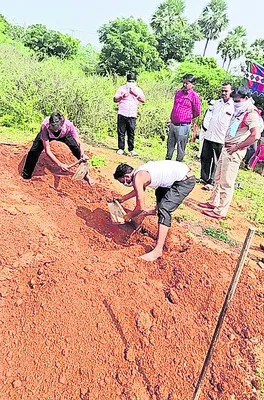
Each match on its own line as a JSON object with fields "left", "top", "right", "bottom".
{"left": 8, "top": 24, "right": 25, "bottom": 42}
{"left": 233, "top": 169, "right": 264, "bottom": 225}
{"left": 151, "top": 0, "right": 185, "bottom": 33}
{"left": 217, "top": 26, "right": 247, "bottom": 70}
{"left": 89, "top": 156, "right": 107, "bottom": 167}
{"left": 198, "top": 0, "right": 229, "bottom": 56}
{"left": 171, "top": 59, "right": 234, "bottom": 101}
{"left": 0, "top": 14, "right": 10, "bottom": 34}
{"left": 75, "top": 44, "right": 99, "bottom": 75}
{"left": 246, "top": 39, "right": 264, "bottom": 65}
{"left": 151, "top": 0, "right": 202, "bottom": 62}
{"left": 203, "top": 226, "right": 236, "bottom": 245}
{"left": 23, "top": 24, "right": 80, "bottom": 60}
{"left": 98, "top": 17, "right": 164, "bottom": 75}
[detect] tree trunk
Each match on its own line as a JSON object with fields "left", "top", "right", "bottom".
{"left": 222, "top": 57, "right": 226, "bottom": 68}
{"left": 203, "top": 38, "right": 209, "bottom": 57}
{"left": 227, "top": 58, "right": 232, "bottom": 71}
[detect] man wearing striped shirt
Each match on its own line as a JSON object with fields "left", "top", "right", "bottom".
{"left": 166, "top": 74, "right": 201, "bottom": 161}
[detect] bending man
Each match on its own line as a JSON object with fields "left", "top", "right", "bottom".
{"left": 22, "top": 112, "right": 93, "bottom": 185}
{"left": 113, "top": 160, "right": 195, "bottom": 261}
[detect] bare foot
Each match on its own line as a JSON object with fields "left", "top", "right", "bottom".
{"left": 139, "top": 249, "right": 162, "bottom": 261}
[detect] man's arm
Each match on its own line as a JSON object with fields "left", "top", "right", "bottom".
{"left": 192, "top": 93, "right": 201, "bottom": 119}
{"left": 226, "top": 127, "right": 260, "bottom": 154}
{"left": 130, "top": 88, "right": 145, "bottom": 103}
{"left": 69, "top": 123, "right": 88, "bottom": 160}
{"left": 114, "top": 87, "right": 129, "bottom": 102}
{"left": 43, "top": 139, "right": 69, "bottom": 171}
{"left": 123, "top": 172, "right": 149, "bottom": 221}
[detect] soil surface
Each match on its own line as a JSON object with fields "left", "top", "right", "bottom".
{"left": 0, "top": 142, "right": 263, "bottom": 400}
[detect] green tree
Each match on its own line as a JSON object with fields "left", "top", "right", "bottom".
{"left": 151, "top": 0, "right": 185, "bottom": 34}
{"left": 198, "top": 0, "right": 229, "bottom": 56}
{"left": 246, "top": 39, "right": 264, "bottom": 65}
{"left": 173, "top": 59, "right": 234, "bottom": 102}
{"left": 217, "top": 26, "right": 247, "bottom": 70}
{"left": 151, "top": 0, "right": 201, "bottom": 62}
{"left": 0, "top": 14, "right": 10, "bottom": 34}
{"left": 76, "top": 44, "right": 99, "bottom": 75}
{"left": 98, "top": 17, "right": 163, "bottom": 75}
{"left": 23, "top": 24, "right": 80, "bottom": 60}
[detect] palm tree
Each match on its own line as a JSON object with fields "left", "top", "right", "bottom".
{"left": 151, "top": 0, "right": 185, "bottom": 35}
{"left": 217, "top": 26, "right": 247, "bottom": 70}
{"left": 198, "top": 0, "right": 229, "bottom": 56}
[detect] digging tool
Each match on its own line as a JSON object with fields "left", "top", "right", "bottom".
{"left": 192, "top": 227, "right": 256, "bottom": 400}
{"left": 72, "top": 160, "right": 89, "bottom": 181}
{"left": 67, "top": 159, "right": 84, "bottom": 169}
{"left": 107, "top": 199, "right": 126, "bottom": 224}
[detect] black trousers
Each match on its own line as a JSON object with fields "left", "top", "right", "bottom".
{"left": 155, "top": 176, "right": 196, "bottom": 227}
{"left": 22, "top": 132, "right": 81, "bottom": 179}
{"left": 117, "top": 114, "right": 137, "bottom": 152}
{"left": 200, "top": 139, "right": 223, "bottom": 184}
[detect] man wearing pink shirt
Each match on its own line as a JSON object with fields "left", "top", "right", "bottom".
{"left": 166, "top": 74, "right": 201, "bottom": 161}
{"left": 114, "top": 72, "right": 145, "bottom": 157}
{"left": 22, "top": 112, "right": 93, "bottom": 184}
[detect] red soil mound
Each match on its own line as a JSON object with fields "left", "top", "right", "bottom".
{"left": 0, "top": 143, "right": 263, "bottom": 400}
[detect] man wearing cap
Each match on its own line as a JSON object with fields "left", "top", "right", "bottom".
{"left": 199, "top": 87, "right": 263, "bottom": 219}
{"left": 200, "top": 83, "right": 234, "bottom": 190}
{"left": 114, "top": 72, "right": 145, "bottom": 157}
{"left": 113, "top": 160, "right": 195, "bottom": 261}
{"left": 166, "top": 74, "right": 201, "bottom": 162}
{"left": 22, "top": 112, "right": 93, "bottom": 184}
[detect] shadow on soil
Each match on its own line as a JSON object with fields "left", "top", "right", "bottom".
{"left": 76, "top": 205, "right": 135, "bottom": 245}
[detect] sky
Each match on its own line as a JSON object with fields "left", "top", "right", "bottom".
{"left": 1, "top": 0, "right": 264, "bottom": 65}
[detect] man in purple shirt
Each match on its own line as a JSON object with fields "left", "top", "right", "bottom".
{"left": 166, "top": 74, "right": 201, "bottom": 161}
{"left": 22, "top": 112, "right": 93, "bottom": 184}
{"left": 114, "top": 72, "right": 145, "bottom": 157}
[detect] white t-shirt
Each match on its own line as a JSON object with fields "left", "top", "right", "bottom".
{"left": 135, "top": 160, "right": 189, "bottom": 188}
{"left": 204, "top": 99, "right": 234, "bottom": 144}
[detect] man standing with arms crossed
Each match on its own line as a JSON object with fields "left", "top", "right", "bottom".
{"left": 200, "top": 82, "right": 234, "bottom": 190}
{"left": 199, "top": 87, "right": 263, "bottom": 219}
{"left": 114, "top": 72, "right": 145, "bottom": 157}
{"left": 166, "top": 74, "right": 201, "bottom": 161}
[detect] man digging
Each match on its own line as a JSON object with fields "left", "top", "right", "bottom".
{"left": 22, "top": 112, "right": 94, "bottom": 185}
{"left": 113, "top": 160, "right": 195, "bottom": 261}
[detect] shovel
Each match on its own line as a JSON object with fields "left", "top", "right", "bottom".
{"left": 67, "top": 159, "right": 89, "bottom": 181}
{"left": 107, "top": 199, "right": 126, "bottom": 224}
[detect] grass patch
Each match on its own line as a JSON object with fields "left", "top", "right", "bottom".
{"left": 89, "top": 155, "right": 107, "bottom": 168}
{"left": 219, "top": 220, "right": 232, "bottom": 230}
{"left": 203, "top": 226, "right": 236, "bottom": 246}
{"left": 0, "top": 125, "right": 36, "bottom": 143}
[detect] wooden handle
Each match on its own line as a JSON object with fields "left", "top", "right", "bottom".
{"left": 67, "top": 159, "right": 83, "bottom": 169}
{"left": 113, "top": 199, "right": 126, "bottom": 216}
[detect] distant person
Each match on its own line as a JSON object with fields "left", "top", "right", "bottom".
{"left": 113, "top": 160, "right": 195, "bottom": 261}
{"left": 22, "top": 112, "right": 93, "bottom": 185}
{"left": 166, "top": 74, "right": 201, "bottom": 162}
{"left": 199, "top": 87, "right": 263, "bottom": 219}
{"left": 200, "top": 83, "right": 234, "bottom": 190}
{"left": 114, "top": 72, "right": 145, "bottom": 157}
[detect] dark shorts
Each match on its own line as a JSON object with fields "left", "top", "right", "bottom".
{"left": 155, "top": 176, "right": 196, "bottom": 227}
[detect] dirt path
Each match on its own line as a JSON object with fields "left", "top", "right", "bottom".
{"left": 0, "top": 142, "right": 263, "bottom": 400}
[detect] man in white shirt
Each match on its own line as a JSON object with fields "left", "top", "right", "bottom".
{"left": 198, "top": 99, "right": 215, "bottom": 158}
{"left": 113, "top": 161, "right": 195, "bottom": 261}
{"left": 200, "top": 83, "right": 234, "bottom": 190}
